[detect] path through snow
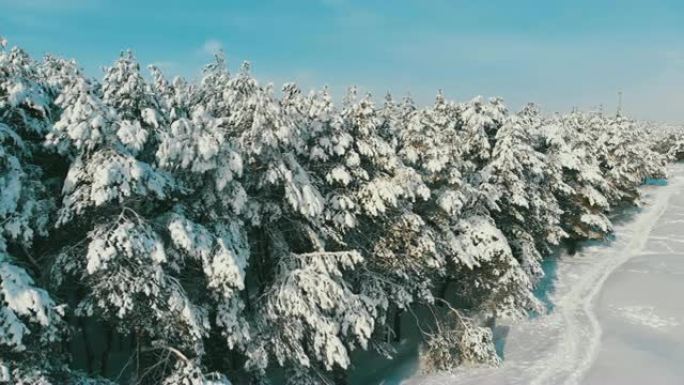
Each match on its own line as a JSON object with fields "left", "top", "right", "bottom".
{"left": 404, "top": 163, "right": 684, "bottom": 385}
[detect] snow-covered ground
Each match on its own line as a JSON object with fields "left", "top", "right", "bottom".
{"left": 404, "top": 164, "right": 684, "bottom": 385}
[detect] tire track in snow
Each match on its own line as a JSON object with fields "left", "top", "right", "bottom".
{"left": 403, "top": 166, "right": 684, "bottom": 385}
{"left": 529, "top": 167, "right": 684, "bottom": 385}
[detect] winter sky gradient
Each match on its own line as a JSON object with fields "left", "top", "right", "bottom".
{"left": 2, "top": 0, "right": 684, "bottom": 121}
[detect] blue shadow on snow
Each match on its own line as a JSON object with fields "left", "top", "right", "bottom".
{"left": 644, "top": 177, "right": 668, "bottom": 186}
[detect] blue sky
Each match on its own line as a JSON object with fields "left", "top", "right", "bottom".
{"left": 2, "top": 0, "right": 684, "bottom": 121}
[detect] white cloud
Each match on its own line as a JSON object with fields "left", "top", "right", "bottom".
{"left": 201, "top": 39, "right": 223, "bottom": 56}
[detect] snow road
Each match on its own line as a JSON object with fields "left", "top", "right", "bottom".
{"left": 404, "top": 163, "right": 684, "bottom": 385}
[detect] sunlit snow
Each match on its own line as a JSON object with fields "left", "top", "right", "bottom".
{"left": 404, "top": 164, "right": 684, "bottom": 385}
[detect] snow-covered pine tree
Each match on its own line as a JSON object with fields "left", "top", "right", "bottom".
{"left": 398, "top": 95, "right": 544, "bottom": 370}
{"left": 0, "top": 40, "right": 119, "bottom": 385}
{"left": 397, "top": 92, "right": 469, "bottom": 284}
{"left": 458, "top": 96, "right": 500, "bottom": 172}
{"left": 187, "top": 63, "right": 375, "bottom": 385}
{"left": 598, "top": 115, "right": 667, "bottom": 204}
{"left": 651, "top": 122, "right": 684, "bottom": 161}
{"left": 154, "top": 60, "right": 252, "bottom": 382}
{"left": 45, "top": 54, "right": 233, "bottom": 385}
{"left": 292, "top": 87, "right": 442, "bottom": 380}
{"left": 481, "top": 112, "right": 558, "bottom": 280}
{"left": 515, "top": 104, "right": 567, "bottom": 256}
{"left": 455, "top": 96, "right": 508, "bottom": 214}
{"left": 377, "top": 92, "right": 414, "bottom": 150}
{"left": 0, "top": 43, "right": 68, "bottom": 384}
{"left": 539, "top": 111, "right": 613, "bottom": 240}
{"left": 102, "top": 50, "right": 165, "bottom": 158}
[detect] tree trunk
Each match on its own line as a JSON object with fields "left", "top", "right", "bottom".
{"left": 78, "top": 317, "right": 95, "bottom": 374}
{"left": 134, "top": 328, "right": 141, "bottom": 381}
{"left": 100, "top": 325, "right": 114, "bottom": 376}
{"left": 438, "top": 280, "right": 451, "bottom": 306}
{"left": 393, "top": 309, "right": 402, "bottom": 342}
{"left": 332, "top": 367, "right": 348, "bottom": 385}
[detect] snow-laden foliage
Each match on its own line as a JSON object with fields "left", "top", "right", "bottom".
{"left": 599, "top": 116, "right": 667, "bottom": 203}
{"left": 248, "top": 249, "right": 374, "bottom": 382}
{"left": 651, "top": 122, "right": 684, "bottom": 161}
{"left": 0, "top": 258, "right": 63, "bottom": 351}
{"left": 481, "top": 112, "right": 562, "bottom": 279}
{"left": 449, "top": 216, "right": 542, "bottom": 320}
{"left": 161, "top": 359, "right": 233, "bottom": 385}
{"left": 539, "top": 113, "right": 613, "bottom": 240}
{"left": 0, "top": 39, "right": 674, "bottom": 385}
{"left": 46, "top": 76, "right": 117, "bottom": 155}
{"left": 419, "top": 307, "right": 500, "bottom": 373}
{"left": 0, "top": 43, "right": 68, "bottom": 381}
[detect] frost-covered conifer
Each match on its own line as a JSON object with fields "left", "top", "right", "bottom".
{"left": 46, "top": 54, "right": 224, "bottom": 384}
{"left": 282, "top": 88, "right": 443, "bottom": 383}
{"left": 652, "top": 123, "right": 684, "bottom": 160}
{"left": 459, "top": 96, "right": 501, "bottom": 171}
{"left": 448, "top": 215, "right": 541, "bottom": 320}
{"left": 0, "top": 43, "right": 69, "bottom": 382}
{"left": 539, "top": 112, "right": 613, "bottom": 240}
{"left": 102, "top": 51, "right": 164, "bottom": 156}
{"left": 397, "top": 93, "right": 469, "bottom": 280}
{"left": 481, "top": 113, "right": 559, "bottom": 279}
{"left": 599, "top": 115, "right": 667, "bottom": 204}
{"left": 515, "top": 105, "right": 567, "bottom": 255}
{"left": 154, "top": 62, "right": 251, "bottom": 367}
{"left": 195, "top": 64, "right": 365, "bottom": 384}
{"left": 306, "top": 88, "right": 435, "bottom": 299}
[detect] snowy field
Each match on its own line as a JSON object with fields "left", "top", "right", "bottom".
{"left": 404, "top": 164, "right": 684, "bottom": 385}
